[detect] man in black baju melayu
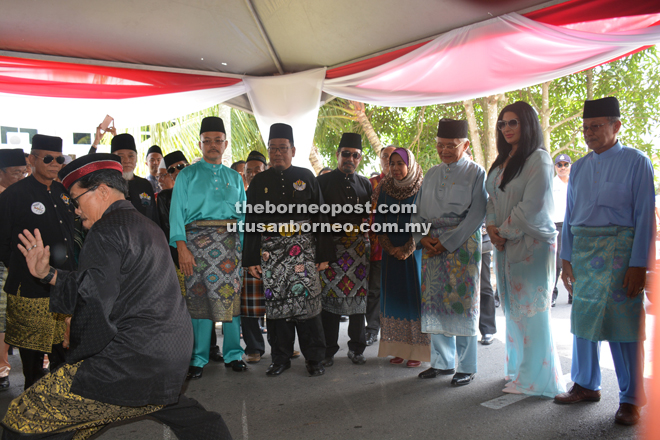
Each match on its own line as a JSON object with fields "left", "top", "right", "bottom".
{"left": 1, "top": 153, "right": 232, "bottom": 440}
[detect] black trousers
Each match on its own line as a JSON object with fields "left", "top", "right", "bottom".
{"left": 240, "top": 316, "right": 265, "bottom": 355}
{"left": 553, "top": 223, "right": 568, "bottom": 297}
{"left": 267, "top": 314, "right": 325, "bottom": 365}
{"left": 478, "top": 251, "right": 497, "bottom": 336}
{"left": 210, "top": 326, "right": 218, "bottom": 350}
{"left": 365, "top": 260, "right": 381, "bottom": 336}
{"left": 321, "top": 310, "right": 366, "bottom": 358}
{"left": 19, "top": 343, "right": 67, "bottom": 390}
{"left": 1, "top": 395, "right": 232, "bottom": 440}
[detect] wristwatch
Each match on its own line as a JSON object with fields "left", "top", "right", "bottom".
{"left": 40, "top": 266, "right": 56, "bottom": 284}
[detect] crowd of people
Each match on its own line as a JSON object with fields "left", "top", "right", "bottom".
{"left": 0, "top": 95, "right": 653, "bottom": 438}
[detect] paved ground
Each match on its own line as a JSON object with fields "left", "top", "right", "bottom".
{"left": 0, "top": 283, "right": 653, "bottom": 440}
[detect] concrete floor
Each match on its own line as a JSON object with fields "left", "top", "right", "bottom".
{"left": 0, "top": 283, "right": 653, "bottom": 440}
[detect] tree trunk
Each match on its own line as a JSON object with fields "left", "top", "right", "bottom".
{"left": 463, "top": 99, "right": 485, "bottom": 168}
{"left": 586, "top": 69, "right": 594, "bottom": 100}
{"left": 309, "top": 143, "right": 324, "bottom": 175}
{"left": 541, "top": 81, "right": 551, "bottom": 150}
{"left": 349, "top": 101, "right": 383, "bottom": 154}
{"left": 218, "top": 104, "right": 232, "bottom": 166}
{"left": 484, "top": 95, "right": 501, "bottom": 168}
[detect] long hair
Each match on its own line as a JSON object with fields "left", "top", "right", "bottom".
{"left": 487, "top": 101, "right": 546, "bottom": 191}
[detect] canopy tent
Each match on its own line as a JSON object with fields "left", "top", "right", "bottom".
{"left": 1, "top": 0, "right": 660, "bottom": 166}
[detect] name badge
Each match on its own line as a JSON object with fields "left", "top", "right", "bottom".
{"left": 31, "top": 202, "right": 46, "bottom": 215}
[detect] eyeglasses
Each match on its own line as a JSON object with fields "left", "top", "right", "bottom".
{"left": 32, "top": 154, "right": 66, "bottom": 165}
{"left": 340, "top": 150, "right": 362, "bottom": 160}
{"left": 167, "top": 163, "right": 188, "bottom": 174}
{"left": 555, "top": 162, "right": 571, "bottom": 168}
{"left": 436, "top": 141, "right": 465, "bottom": 150}
{"left": 201, "top": 139, "right": 226, "bottom": 146}
{"left": 497, "top": 119, "right": 520, "bottom": 131}
{"left": 71, "top": 185, "right": 99, "bottom": 209}
{"left": 582, "top": 124, "right": 606, "bottom": 133}
{"left": 268, "top": 146, "right": 290, "bottom": 154}
{"left": 2, "top": 168, "right": 28, "bottom": 178}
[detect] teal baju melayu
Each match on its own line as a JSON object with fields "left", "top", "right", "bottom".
{"left": 486, "top": 150, "right": 566, "bottom": 397}
{"left": 170, "top": 159, "right": 246, "bottom": 367}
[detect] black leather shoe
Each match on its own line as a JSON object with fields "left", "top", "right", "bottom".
{"left": 0, "top": 376, "right": 9, "bottom": 390}
{"left": 551, "top": 291, "right": 558, "bottom": 307}
{"left": 225, "top": 360, "right": 248, "bottom": 372}
{"left": 366, "top": 334, "right": 378, "bottom": 346}
{"left": 266, "top": 362, "right": 291, "bottom": 376}
{"left": 306, "top": 361, "right": 325, "bottom": 377}
{"left": 347, "top": 351, "right": 366, "bottom": 365}
{"left": 418, "top": 367, "right": 455, "bottom": 379}
{"left": 209, "top": 349, "right": 224, "bottom": 363}
{"left": 187, "top": 366, "right": 203, "bottom": 380}
{"left": 480, "top": 334, "right": 494, "bottom": 345}
{"left": 494, "top": 294, "right": 500, "bottom": 308}
{"left": 451, "top": 372, "right": 475, "bottom": 386}
{"left": 321, "top": 357, "right": 334, "bottom": 367}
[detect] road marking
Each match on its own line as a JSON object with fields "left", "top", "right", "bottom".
{"left": 481, "top": 393, "right": 528, "bottom": 409}
{"left": 242, "top": 399, "right": 249, "bottom": 440}
{"left": 482, "top": 373, "right": 573, "bottom": 409}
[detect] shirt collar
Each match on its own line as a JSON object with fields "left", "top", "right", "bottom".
{"left": 593, "top": 140, "right": 622, "bottom": 159}
{"left": 442, "top": 156, "right": 466, "bottom": 170}
{"left": 200, "top": 159, "right": 225, "bottom": 170}
{"left": 334, "top": 168, "right": 355, "bottom": 182}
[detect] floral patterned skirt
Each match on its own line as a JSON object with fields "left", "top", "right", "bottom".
{"left": 421, "top": 221, "right": 481, "bottom": 336}
{"left": 320, "top": 233, "right": 370, "bottom": 315}
{"left": 184, "top": 225, "right": 241, "bottom": 322}
{"left": 571, "top": 225, "right": 642, "bottom": 342}
{"left": 260, "top": 233, "right": 322, "bottom": 320}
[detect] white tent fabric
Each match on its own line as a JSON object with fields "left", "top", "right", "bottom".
{"left": 323, "top": 13, "right": 660, "bottom": 106}
{"left": 0, "top": 83, "right": 247, "bottom": 132}
{"left": 244, "top": 68, "right": 326, "bottom": 168}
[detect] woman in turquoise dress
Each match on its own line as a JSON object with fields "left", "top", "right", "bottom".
{"left": 486, "top": 101, "right": 566, "bottom": 397}
{"left": 374, "top": 148, "right": 430, "bottom": 367}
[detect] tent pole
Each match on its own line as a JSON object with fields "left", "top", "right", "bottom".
{"left": 242, "top": 0, "right": 284, "bottom": 75}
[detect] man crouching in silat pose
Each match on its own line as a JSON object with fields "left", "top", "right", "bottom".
{"left": 1, "top": 154, "right": 232, "bottom": 440}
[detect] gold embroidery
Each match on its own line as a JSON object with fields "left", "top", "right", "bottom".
{"left": 5, "top": 286, "right": 66, "bottom": 352}
{"left": 3, "top": 361, "right": 162, "bottom": 438}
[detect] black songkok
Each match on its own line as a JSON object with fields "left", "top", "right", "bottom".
{"left": 200, "top": 117, "right": 225, "bottom": 135}
{"left": 338, "top": 133, "right": 362, "bottom": 150}
{"left": 583, "top": 97, "right": 620, "bottom": 119}
{"left": 31, "top": 134, "right": 63, "bottom": 153}
{"left": 147, "top": 145, "right": 163, "bottom": 156}
{"left": 268, "top": 123, "right": 294, "bottom": 144}
{"left": 164, "top": 151, "right": 188, "bottom": 168}
{"left": 246, "top": 150, "right": 267, "bottom": 166}
{"left": 110, "top": 134, "right": 137, "bottom": 153}
{"left": 0, "top": 149, "right": 27, "bottom": 168}
{"left": 437, "top": 118, "right": 468, "bottom": 139}
{"left": 59, "top": 153, "right": 123, "bottom": 190}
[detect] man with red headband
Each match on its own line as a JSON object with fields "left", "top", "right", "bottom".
{"left": 1, "top": 153, "right": 232, "bottom": 440}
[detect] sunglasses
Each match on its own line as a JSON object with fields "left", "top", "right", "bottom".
{"left": 33, "top": 154, "right": 66, "bottom": 165}
{"left": 70, "top": 185, "right": 99, "bottom": 209}
{"left": 555, "top": 162, "right": 571, "bottom": 168}
{"left": 340, "top": 150, "right": 362, "bottom": 160}
{"left": 496, "top": 119, "right": 520, "bottom": 131}
{"left": 167, "top": 163, "right": 188, "bottom": 174}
